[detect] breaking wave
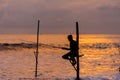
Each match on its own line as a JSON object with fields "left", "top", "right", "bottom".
{"left": 0, "top": 42, "right": 120, "bottom": 51}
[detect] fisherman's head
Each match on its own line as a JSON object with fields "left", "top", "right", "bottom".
{"left": 67, "top": 35, "right": 73, "bottom": 41}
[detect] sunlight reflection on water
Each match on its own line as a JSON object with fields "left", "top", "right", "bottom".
{"left": 0, "top": 34, "right": 120, "bottom": 80}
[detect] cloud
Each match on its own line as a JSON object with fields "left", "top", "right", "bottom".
{"left": 0, "top": 0, "right": 8, "bottom": 19}
{"left": 0, "top": 0, "right": 120, "bottom": 34}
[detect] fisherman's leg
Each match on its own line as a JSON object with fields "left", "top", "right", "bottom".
{"left": 62, "top": 52, "right": 71, "bottom": 60}
{"left": 70, "top": 56, "right": 77, "bottom": 66}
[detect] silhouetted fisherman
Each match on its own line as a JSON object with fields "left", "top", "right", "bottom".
{"left": 62, "top": 35, "right": 78, "bottom": 66}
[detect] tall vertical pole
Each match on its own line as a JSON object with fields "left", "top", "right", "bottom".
{"left": 35, "top": 20, "right": 40, "bottom": 77}
{"left": 76, "top": 22, "right": 80, "bottom": 80}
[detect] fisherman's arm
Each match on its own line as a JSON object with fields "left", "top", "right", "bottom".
{"left": 61, "top": 47, "right": 70, "bottom": 50}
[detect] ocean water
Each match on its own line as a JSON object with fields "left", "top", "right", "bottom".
{"left": 0, "top": 34, "right": 120, "bottom": 80}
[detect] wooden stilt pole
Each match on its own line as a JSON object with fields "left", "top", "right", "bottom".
{"left": 76, "top": 22, "right": 80, "bottom": 80}
{"left": 35, "top": 20, "right": 40, "bottom": 78}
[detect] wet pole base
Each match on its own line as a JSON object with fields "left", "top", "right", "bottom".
{"left": 75, "top": 78, "right": 83, "bottom": 80}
